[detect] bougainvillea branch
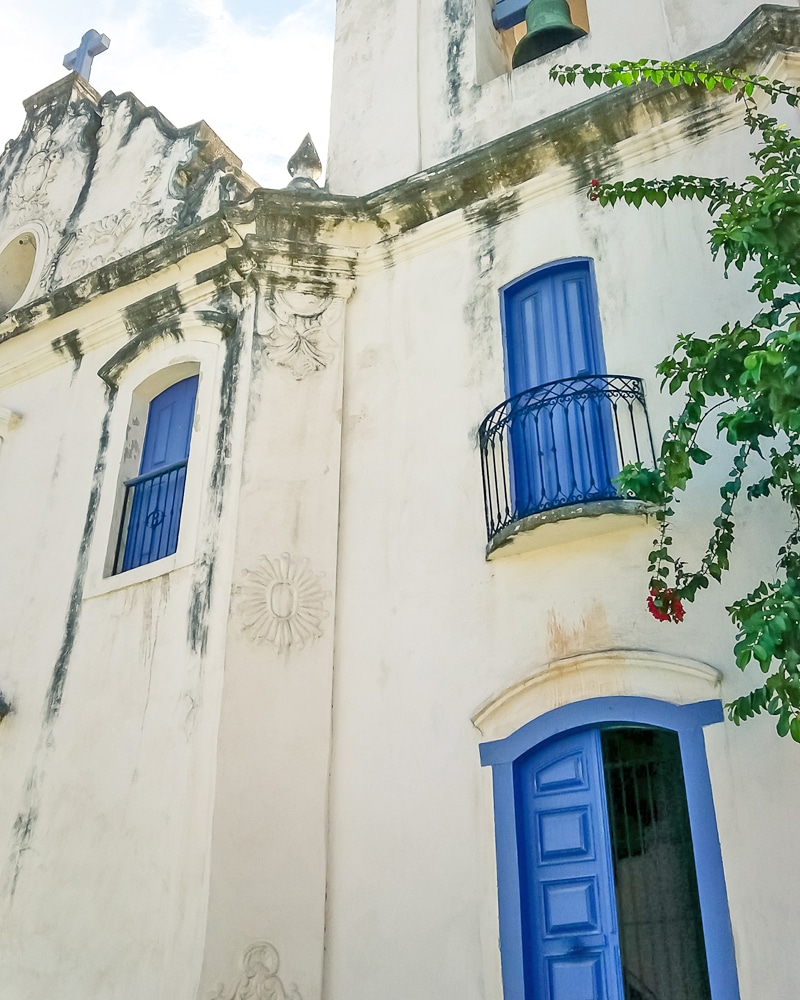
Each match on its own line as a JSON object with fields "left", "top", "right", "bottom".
{"left": 552, "top": 60, "right": 800, "bottom": 740}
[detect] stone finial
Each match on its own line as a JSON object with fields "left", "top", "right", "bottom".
{"left": 63, "top": 29, "right": 110, "bottom": 83}
{"left": 287, "top": 134, "right": 322, "bottom": 190}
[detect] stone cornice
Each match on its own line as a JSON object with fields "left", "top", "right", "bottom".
{"left": 0, "top": 5, "right": 797, "bottom": 348}
{"left": 230, "top": 5, "right": 800, "bottom": 247}
{"left": 0, "top": 216, "right": 235, "bottom": 345}
{"left": 353, "top": 3, "right": 800, "bottom": 235}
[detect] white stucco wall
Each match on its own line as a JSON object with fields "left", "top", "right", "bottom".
{"left": 0, "top": 263, "right": 250, "bottom": 998}
{"left": 1, "top": 3, "right": 799, "bottom": 999}
{"left": 320, "top": 118, "right": 800, "bottom": 1000}
{"left": 328, "top": 0, "right": 800, "bottom": 195}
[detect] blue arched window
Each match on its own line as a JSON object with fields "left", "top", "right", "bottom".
{"left": 114, "top": 374, "right": 199, "bottom": 573}
{"left": 480, "top": 698, "right": 740, "bottom": 1000}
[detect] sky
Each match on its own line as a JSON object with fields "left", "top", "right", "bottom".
{"left": 0, "top": 0, "right": 336, "bottom": 188}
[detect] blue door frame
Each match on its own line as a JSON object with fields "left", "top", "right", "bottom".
{"left": 480, "top": 697, "right": 740, "bottom": 1000}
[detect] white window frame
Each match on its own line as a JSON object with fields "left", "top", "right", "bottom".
{"left": 84, "top": 329, "right": 226, "bottom": 598}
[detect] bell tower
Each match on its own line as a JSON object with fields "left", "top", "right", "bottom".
{"left": 326, "top": 0, "right": 771, "bottom": 196}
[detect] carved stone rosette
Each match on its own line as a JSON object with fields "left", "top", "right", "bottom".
{"left": 209, "top": 941, "right": 303, "bottom": 1000}
{"left": 256, "top": 290, "right": 344, "bottom": 380}
{"left": 238, "top": 554, "right": 328, "bottom": 652}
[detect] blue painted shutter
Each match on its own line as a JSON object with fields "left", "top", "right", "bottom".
{"left": 517, "top": 729, "right": 623, "bottom": 1000}
{"left": 122, "top": 375, "right": 198, "bottom": 571}
{"left": 504, "top": 262, "right": 617, "bottom": 514}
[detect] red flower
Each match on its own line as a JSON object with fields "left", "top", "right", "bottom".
{"left": 647, "top": 587, "right": 685, "bottom": 623}
{"left": 647, "top": 593, "right": 671, "bottom": 621}
{"left": 590, "top": 178, "right": 599, "bottom": 186}
{"left": 588, "top": 178, "right": 600, "bottom": 202}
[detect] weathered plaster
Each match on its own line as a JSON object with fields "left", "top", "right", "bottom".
{"left": 2, "top": 6, "right": 800, "bottom": 1000}
{"left": 0, "top": 72, "right": 251, "bottom": 329}
{"left": 2, "top": 389, "right": 115, "bottom": 897}
{"left": 186, "top": 305, "right": 245, "bottom": 657}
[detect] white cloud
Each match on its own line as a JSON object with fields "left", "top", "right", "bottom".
{"left": 0, "top": 0, "right": 335, "bottom": 188}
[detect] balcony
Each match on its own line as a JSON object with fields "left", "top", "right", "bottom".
{"left": 479, "top": 375, "right": 656, "bottom": 557}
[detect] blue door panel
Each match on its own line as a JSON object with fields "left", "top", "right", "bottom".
{"left": 517, "top": 728, "right": 623, "bottom": 1000}
{"left": 503, "top": 261, "right": 618, "bottom": 515}
{"left": 548, "top": 952, "right": 606, "bottom": 1000}
{"left": 535, "top": 751, "right": 587, "bottom": 792}
{"left": 538, "top": 808, "right": 593, "bottom": 862}
{"left": 543, "top": 878, "right": 600, "bottom": 934}
{"left": 122, "top": 375, "right": 198, "bottom": 571}
{"left": 560, "top": 274, "right": 599, "bottom": 377}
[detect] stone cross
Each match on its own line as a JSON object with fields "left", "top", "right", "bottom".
{"left": 63, "top": 29, "right": 110, "bottom": 83}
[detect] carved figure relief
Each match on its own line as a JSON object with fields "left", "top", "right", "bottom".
{"left": 257, "top": 291, "right": 343, "bottom": 380}
{"left": 210, "top": 942, "right": 303, "bottom": 1000}
{"left": 239, "top": 554, "right": 328, "bottom": 651}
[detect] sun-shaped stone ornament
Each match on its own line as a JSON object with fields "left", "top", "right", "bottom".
{"left": 239, "top": 554, "right": 328, "bottom": 652}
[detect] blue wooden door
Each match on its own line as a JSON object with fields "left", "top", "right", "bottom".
{"left": 503, "top": 262, "right": 617, "bottom": 514}
{"left": 122, "top": 375, "right": 198, "bottom": 571}
{"left": 517, "top": 729, "right": 624, "bottom": 1000}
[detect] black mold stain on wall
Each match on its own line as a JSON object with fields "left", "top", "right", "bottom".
{"left": 463, "top": 192, "right": 521, "bottom": 387}
{"left": 41, "top": 109, "right": 102, "bottom": 291}
{"left": 96, "top": 287, "right": 186, "bottom": 388}
{"left": 186, "top": 298, "right": 245, "bottom": 656}
{"left": 52, "top": 329, "right": 83, "bottom": 373}
{"left": 443, "top": 0, "right": 469, "bottom": 149}
{"left": 6, "top": 784, "right": 39, "bottom": 897}
{"left": 46, "top": 390, "right": 116, "bottom": 721}
{"left": 4, "top": 388, "right": 116, "bottom": 896}
{"left": 123, "top": 285, "right": 184, "bottom": 337}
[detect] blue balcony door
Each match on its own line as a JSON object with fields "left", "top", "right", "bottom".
{"left": 121, "top": 374, "right": 199, "bottom": 572}
{"left": 502, "top": 260, "right": 617, "bottom": 515}
{"left": 517, "top": 729, "right": 624, "bottom": 1000}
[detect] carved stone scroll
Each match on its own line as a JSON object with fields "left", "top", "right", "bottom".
{"left": 256, "top": 290, "right": 344, "bottom": 380}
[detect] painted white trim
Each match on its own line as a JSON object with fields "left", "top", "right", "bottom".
{"left": 83, "top": 319, "right": 229, "bottom": 599}
{"left": 471, "top": 648, "right": 722, "bottom": 740}
{"left": 0, "top": 219, "right": 50, "bottom": 314}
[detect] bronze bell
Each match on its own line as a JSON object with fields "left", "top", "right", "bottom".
{"left": 512, "top": 0, "right": 587, "bottom": 69}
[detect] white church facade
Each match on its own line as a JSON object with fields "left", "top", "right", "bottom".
{"left": 0, "top": 3, "right": 799, "bottom": 999}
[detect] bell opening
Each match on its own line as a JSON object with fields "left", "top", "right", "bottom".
{"left": 512, "top": 23, "right": 587, "bottom": 67}
{"left": 509, "top": 0, "right": 589, "bottom": 70}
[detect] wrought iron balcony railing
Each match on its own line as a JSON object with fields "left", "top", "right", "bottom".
{"left": 478, "top": 374, "right": 656, "bottom": 546}
{"left": 114, "top": 460, "right": 189, "bottom": 573}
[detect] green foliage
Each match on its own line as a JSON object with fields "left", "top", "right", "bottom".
{"left": 551, "top": 58, "right": 800, "bottom": 740}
